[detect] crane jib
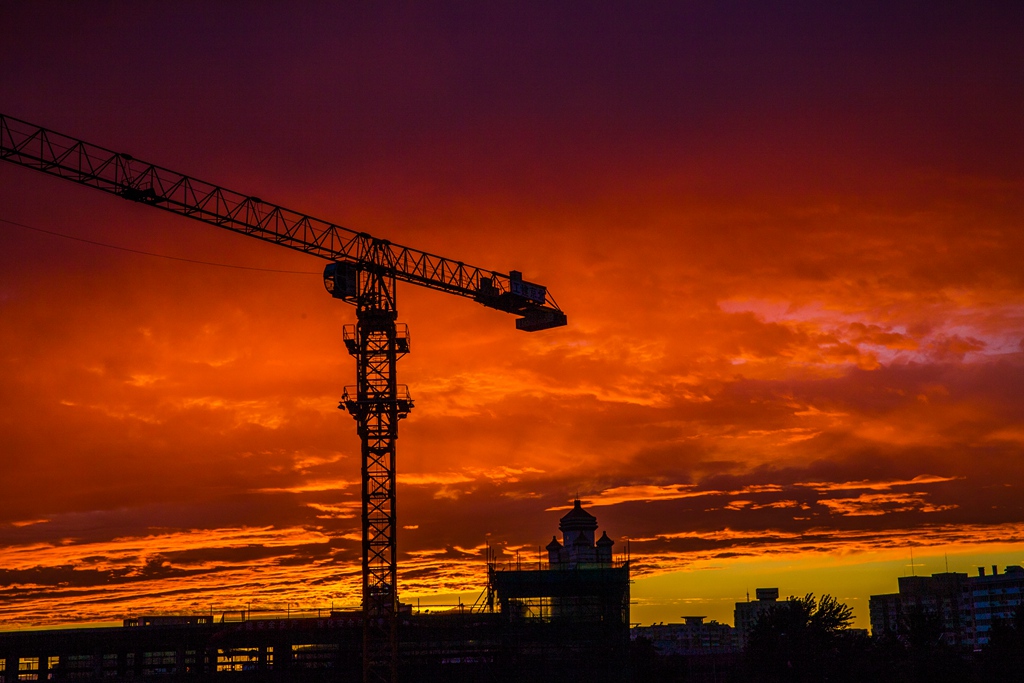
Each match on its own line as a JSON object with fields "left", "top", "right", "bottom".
{"left": 0, "top": 112, "right": 566, "bottom": 332}
{"left": 325, "top": 262, "right": 565, "bottom": 331}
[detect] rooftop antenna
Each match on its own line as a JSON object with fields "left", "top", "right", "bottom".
{"left": 945, "top": 552, "right": 949, "bottom": 573}
{"left": 911, "top": 547, "right": 916, "bottom": 577}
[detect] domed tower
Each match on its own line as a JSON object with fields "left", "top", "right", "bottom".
{"left": 560, "top": 499, "right": 598, "bottom": 563}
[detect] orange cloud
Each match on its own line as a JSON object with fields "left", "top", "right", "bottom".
{"left": 797, "top": 475, "right": 960, "bottom": 493}
{"left": 2, "top": 2, "right": 1023, "bottom": 629}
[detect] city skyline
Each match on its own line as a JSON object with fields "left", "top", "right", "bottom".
{"left": 2, "top": 3, "right": 1023, "bottom": 631}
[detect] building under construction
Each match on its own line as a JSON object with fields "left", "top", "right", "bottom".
{"left": 0, "top": 501, "right": 630, "bottom": 682}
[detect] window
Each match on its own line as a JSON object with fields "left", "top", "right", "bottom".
{"left": 18, "top": 657, "right": 39, "bottom": 681}
{"left": 292, "top": 644, "right": 338, "bottom": 669}
{"left": 216, "top": 648, "right": 259, "bottom": 673}
{"left": 55, "top": 655, "right": 94, "bottom": 680}
{"left": 141, "top": 651, "right": 176, "bottom": 676}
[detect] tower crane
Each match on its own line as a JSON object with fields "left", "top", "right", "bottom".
{"left": 0, "top": 113, "right": 566, "bottom": 683}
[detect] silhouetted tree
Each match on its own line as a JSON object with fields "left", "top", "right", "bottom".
{"left": 897, "top": 605, "right": 970, "bottom": 683}
{"left": 628, "top": 636, "right": 687, "bottom": 682}
{"left": 859, "top": 631, "right": 911, "bottom": 683}
{"left": 859, "top": 605, "right": 972, "bottom": 683}
{"left": 740, "top": 593, "right": 854, "bottom": 683}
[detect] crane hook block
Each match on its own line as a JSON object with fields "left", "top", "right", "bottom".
{"left": 324, "top": 262, "right": 358, "bottom": 302}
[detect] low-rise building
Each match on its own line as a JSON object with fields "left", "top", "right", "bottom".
{"left": 632, "top": 616, "right": 736, "bottom": 656}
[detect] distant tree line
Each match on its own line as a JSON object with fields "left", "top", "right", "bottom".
{"left": 630, "top": 595, "right": 1024, "bottom": 683}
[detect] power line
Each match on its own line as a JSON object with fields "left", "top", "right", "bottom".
{"left": 0, "top": 217, "right": 320, "bottom": 275}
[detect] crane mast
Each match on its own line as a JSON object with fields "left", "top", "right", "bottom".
{"left": 1, "top": 113, "right": 566, "bottom": 683}
{"left": 349, "top": 267, "right": 406, "bottom": 682}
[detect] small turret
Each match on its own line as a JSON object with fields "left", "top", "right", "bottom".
{"left": 596, "top": 530, "right": 614, "bottom": 563}
{"left": 546, "top": 536, "right": 563, "bottom": 565}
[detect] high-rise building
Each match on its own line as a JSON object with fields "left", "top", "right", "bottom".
{"left": 968, "top": 564, "right": 1024, "bottom": 647}
{"left": 869, "top": 564, "right": 1024, "bottom": 650}
{"left": 734, "top": 588, "right": 780, "bottom": 650}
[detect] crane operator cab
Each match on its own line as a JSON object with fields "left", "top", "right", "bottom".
{"left": 323, "top": 261, "right": 359, "bottom": 302}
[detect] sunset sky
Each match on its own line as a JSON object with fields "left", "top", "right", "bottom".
{"left": 2, "top": 3, "right": 1023, "bottom": 630}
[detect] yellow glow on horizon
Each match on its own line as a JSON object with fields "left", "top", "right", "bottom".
{"left": 632, "top": 542, "right": 1024, "bottom": 630}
